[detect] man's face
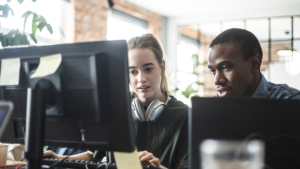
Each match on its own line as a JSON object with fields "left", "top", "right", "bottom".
{"left": 207, "top": 43, "right": 256, "bottom": 97}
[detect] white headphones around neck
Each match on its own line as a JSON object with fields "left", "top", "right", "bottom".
{"left": 131, "top": 92, "right": 169, "bottom": 122}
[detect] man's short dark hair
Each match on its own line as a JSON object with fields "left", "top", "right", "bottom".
{"left": 209, "top": 28, "right": 263, "bottom": 60}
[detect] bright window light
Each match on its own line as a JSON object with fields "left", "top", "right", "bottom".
{"left": 0, "top": 0, "right": 62, "bottom": 41}
{"left": 277, "top": 50, "right": 300, "bottom": 77}
{"left": 106, "top": 13, "right": 149, "bottom": 41}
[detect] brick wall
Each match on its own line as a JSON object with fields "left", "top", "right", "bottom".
{"left": 73, "top": 0, "right": 108, "bottom": 42}
{"left": 64, "top": 0, "right": 163, "bottom": 42}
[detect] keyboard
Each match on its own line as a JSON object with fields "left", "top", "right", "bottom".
{"left": 42, "top": 158, "right": 161, "bottom": 169}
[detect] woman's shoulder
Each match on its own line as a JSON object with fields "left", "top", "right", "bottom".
{"left": 168, "top": 96, "right": 189, "bottom": 107}
{"left": 165, "top": 96, "right": 189, "bottom": 114}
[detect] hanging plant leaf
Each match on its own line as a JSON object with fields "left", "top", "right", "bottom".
{"left": 0, "top": 4, "right": 14, "bottom": 18}
{"left": 59, "top": 27, "right": 65, "bottom": 37}
{"left": 20, "top": 34, "right": 30, "bottom": 45}
{"left": 29, "top": 34, "right": 37, "bottom": 44}
{"left": 195, "top": 82, "right": 204, "bottom": 86}
{"left": 31, "top": 13, "right": 38, "bottom": 36}
{"left": 182, "top": 84, "right": 198, "bottom": 99}
{"left": 7, "top": 0, "right": 12, "bottom": 3}
{"left": 6, "top": 29, "right": 19, "bottom": 38}
{"left": 191, "top": 54, "right": 199, "bottom": 73}
{"left": 21, "top": 11, "right": 33, "bottom": 19}
{"left": 174, "top": 87, "right": 179, "bottom": 92}
{"left": 32, "top": 13, "right": 38, "bottom": 22}
{"left": 32, "top": 22, "right": 37, "bottom": 36}
{"left": 200, "top": 60, "right": 208, "bottom": 65}
{"left": 46, "top": 24, "right": 53, "bottom": 34}
{"left": 32, "top": 0, "right": 37, "bottom": 2}
{"left": 33, "top": 15, "right": 46, "bottom": 23}
{"left": 21, "top": 11, "right": 33, "bottom": 32}
{"left": 12, "top": 34, "right": 23, "bottom": 45}
{"left": 0, "top": 30, "right": 29, "bottom": 47}
{"left": 37, "top": 22, "right": 47, "bottom": 32}
{"left": 0, "top": 33, "right": 7, "bottom": 47}
{"left": 17, "top": 0, "right": 24, "bottom": 4}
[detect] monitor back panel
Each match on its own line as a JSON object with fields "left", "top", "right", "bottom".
{"left": 0, "top": 40, "right": 135, "bottom": 152}
{"left": 189, "top": 97, "right": 300, "bottom": 169}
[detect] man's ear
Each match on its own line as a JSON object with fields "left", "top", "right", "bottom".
{"left": 250, "top": 54, "right": 261, "bottom": 73}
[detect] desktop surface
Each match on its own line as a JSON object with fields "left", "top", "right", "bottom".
{"left": 189, "top": 97, "right": 300, "bottom": 169}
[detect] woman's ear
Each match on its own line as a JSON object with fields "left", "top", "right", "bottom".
{"left": 250, "top": 55, "right": 261, "bottom": 73}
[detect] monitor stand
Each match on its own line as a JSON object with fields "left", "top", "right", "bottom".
{"left": 23, "top": 88, "right": 47, "bottom": 169}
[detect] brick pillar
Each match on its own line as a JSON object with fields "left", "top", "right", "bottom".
{"left": 73, "top": 0, "right": 108, "bottom": 42}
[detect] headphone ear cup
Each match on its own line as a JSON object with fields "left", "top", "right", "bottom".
{"left": 152, "top": 104, "right": 165, "bottom": 122}
{"left": 132, "top": 92, "right": 169, "bottom": 122}
{"left": 146, "top": 100, "right": 165, "bottom": 121}
{"left": 131, "top": 98, "right": 146, "bottom": 121}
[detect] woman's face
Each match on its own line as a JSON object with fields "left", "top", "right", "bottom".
{"left": 128, "top": 48, "right": 164, "bottom": 104}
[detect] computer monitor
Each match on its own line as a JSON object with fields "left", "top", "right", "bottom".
{"left": 0, "top": 101, "right": 13, "bottom": 138}
{"left": 190, "top": 97, "right": 300, "bottom": 169}
{"left": 0, "top": 40, "right": 135, "bottom": 152}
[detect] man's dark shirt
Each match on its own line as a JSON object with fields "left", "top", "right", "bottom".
{"left": 215, "top": 74, "right": 300, "bottom": 99}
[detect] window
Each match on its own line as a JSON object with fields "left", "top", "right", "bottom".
{"left": 0, "top": 0, "right": 64, "bottom": 45}
{"left": 178, "top": 16, "right": 300, "bottom": 97}
{"left": 106, "top": 9, "right": 149, "bottom": 41}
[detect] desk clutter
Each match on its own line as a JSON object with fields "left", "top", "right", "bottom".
{"left": 2, "top": 159, "right": 160, "bottom": 169}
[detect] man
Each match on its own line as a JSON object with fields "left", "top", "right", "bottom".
{"left": 207, "top": 28, "right": 300, "bottom": 99}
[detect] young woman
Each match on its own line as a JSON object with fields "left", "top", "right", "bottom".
{"left": 44, "top": 34, "right": 189, "bottom": 169}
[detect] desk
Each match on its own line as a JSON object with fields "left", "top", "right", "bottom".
{"left": 6, "top": 160, "right": 26, "bottom": 165}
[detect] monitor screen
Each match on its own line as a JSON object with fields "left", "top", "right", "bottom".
{"left": 190, "top": 97, "right": 300, "bottom": 169}
{"left": 0, "top": 102, "right": 13, "bottom": 138}
{"left": 0, "top": 40, "right": 135, "bottom": 152}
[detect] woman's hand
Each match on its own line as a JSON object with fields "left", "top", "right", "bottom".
{"left": 43, "top": 150, "right": 61, "bottom": 159}
{"left": 138, "top": 150, "right": 166, "bottom": 168}
{"left": 43, "top": 150, "right": 97, "bottom": 161}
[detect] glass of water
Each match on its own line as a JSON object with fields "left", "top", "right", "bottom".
{"left": 200, "top": 139, "right": 264, "bottom": 169}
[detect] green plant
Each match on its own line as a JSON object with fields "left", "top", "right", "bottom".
{"left": 180, "top": 54, "right": 207, "bottom": 98}
{"left": 0, "top": 0, "right": 53, "bottom": 47}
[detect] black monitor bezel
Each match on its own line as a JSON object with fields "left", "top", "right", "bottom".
{"left": 189, "top": 97, "right": 300, "bottom": 169}
{"left": 0, "top": 40, "right": 135, "bottom": 152}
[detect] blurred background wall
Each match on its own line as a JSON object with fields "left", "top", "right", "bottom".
{"left": 1, "top": 0, "right": 299, "bottom": 104}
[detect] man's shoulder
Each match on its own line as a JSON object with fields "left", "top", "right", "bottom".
{"left": 266, "top": 81, "right": 300, "bottom": 99}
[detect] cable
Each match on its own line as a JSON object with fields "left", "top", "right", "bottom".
{"left": 48, "top": 124, "right": 86, "bottom": 168}
{"left": 84, "top": 162, "right": 109, "bottom": 169}
{"left": 267, "top": 134, "right": 300, "bottom": 168}
{"left": 0, "top": 164, "right": 23, "bottom": 168}
{"left": 233, "top": 133, "right": 266, "bottom": 161}
{"left": 15, "top": 164, "right": 26, "bottom": 169}
{"left": 96, "top": 163, "right": 108, "bottom": 169}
